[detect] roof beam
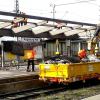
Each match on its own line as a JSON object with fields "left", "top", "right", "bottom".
{"left": 0, "top": 11, "right": 97, "bottom": 27}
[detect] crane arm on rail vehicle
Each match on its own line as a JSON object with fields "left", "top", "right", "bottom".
{"left": 90, "top": 26, "right": 100, "bottom": 55}
{"left": 93, "top": 26, "right": 100, "bottom": 37}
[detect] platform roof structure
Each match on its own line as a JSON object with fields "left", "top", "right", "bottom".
{"left": 0, "top": 11, "right": 98, "bottom": 39}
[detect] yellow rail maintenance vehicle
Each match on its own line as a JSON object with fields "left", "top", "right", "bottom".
{"left": 39, "top": 55, "right": 100, "bottom": 84}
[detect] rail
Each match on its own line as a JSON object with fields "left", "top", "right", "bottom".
{"left": 0, "top": 85, "right": 67, "bottom": 100}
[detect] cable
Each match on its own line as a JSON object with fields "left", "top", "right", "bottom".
{"left": 55, "top": 0, "right": 96, "bottom": 6}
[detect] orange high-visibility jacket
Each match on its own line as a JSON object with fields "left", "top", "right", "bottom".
{"left": 78, "top": 49, "right": 86, "bottom": 59}
{"left": 26, "top": 50, "right": 36, "bottom": 59}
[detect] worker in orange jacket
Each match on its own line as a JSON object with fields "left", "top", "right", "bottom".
{"left": 78, "top": 49, "right": 86, "bottom": 59}
{"left": 78, "top": 49, "right": 88, "bottom": 62}
{"left": 26, "top": 49, "right": 36, "bottom": 72}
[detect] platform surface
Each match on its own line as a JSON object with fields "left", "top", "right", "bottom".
{"left": 0, "top": 70, "right": 38, "bottom": 79}
{"left": 0, "top": 65, "right": 39, "bottom": 79}
{"left": 82, "top": 94, "right": 100, "bottom": 100}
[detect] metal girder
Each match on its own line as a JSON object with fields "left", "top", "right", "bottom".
{"left": 13, "top": 18, "right": 24, "bottom": 23}
{"left": 0, "top": 18, "right": 24, "bottom": 29}
{"left": 78, "top": 31, "right": 88, "bottom": 37}
{"left": 66, "top": 24, "right": 83, "bottom": 29}
{"left": 64, "top": 29, "right": 85, "bottom": 36}
{"left": 50, "top": 27, "right": 71, "bottom": 35}
{"left": 71, "top": 25, "right": 83, "bottom": 29}
{"left": 0, "top": 22, "right": 11, "bottom": 29}
{"left": 36, "top": 20, "right": 48, "bottom": 25}
{"left": 0, "top": 11, "right": 97, "bottom": 27}
{"left": 32, "top": 26, "right": 54, "bottom": 34}
{"left": 87, "top": 27, "right": 96, "bottom": 30}
{"left": 0, "top": 19, "right": 12, "bottom": 22}
{"left": 12, "top": 24, "right": 36, "bottom": 33}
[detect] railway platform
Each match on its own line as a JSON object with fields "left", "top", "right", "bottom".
{"left": 0, "top": 65, "right": 45, "bottom": 95}
{"left": 82, "top": 94, "right": 100, "bottom": 100}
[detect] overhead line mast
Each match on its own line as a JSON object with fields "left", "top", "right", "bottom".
{"left": 14, "top": 0, "right": 19, "bottom": 14}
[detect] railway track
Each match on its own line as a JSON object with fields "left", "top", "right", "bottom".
{"left": 0, "top": 86, "right": 67, "bottom": 100}
{"left": 0, "top": 79, "right": 100, "bottom": 100}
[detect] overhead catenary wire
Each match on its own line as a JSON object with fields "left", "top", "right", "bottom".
{"left": 53, "top": 0, "right": 96, "bottom": 7}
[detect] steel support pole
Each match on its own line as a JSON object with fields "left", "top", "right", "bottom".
{"left": 1, "top": 41, "right": 4, "bottom": 68}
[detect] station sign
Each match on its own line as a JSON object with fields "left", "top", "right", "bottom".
{"left": 17, "top": 37, "right": 41, "bottom": 43}
{"left": 17, "top": 37, "right": 42, "bottom": 50}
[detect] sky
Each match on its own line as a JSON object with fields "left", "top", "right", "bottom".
{"left": 0, "top": 0, "right": 100, "bottom": 24}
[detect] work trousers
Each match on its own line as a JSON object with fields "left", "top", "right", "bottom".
{"left": 27, "top": 59, "right": 34, "bottom": 71}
